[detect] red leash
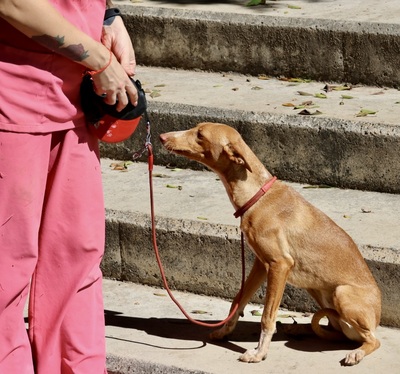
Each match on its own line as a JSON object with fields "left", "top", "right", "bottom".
{"left": 145, "top": 144, "right": 245, "bottom": 327}
{"left": 134, "top": 115, "right": 245, "bottom": 327}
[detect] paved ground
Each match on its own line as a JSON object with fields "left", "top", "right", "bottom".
{"left": 115, "top": 0, "right": 400, "bottom": 24}
{"left": 104, "top": 279, "right": 400, "bottom": 374}
{"left": 132, "top": 65, "right": 400, "bottom": 126}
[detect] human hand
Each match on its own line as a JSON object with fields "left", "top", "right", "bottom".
{"left": 101, "top": 16, "right": 136, "bottom": 76}
{"left": 90, "top": 50, "right": 138, "bottom": 112}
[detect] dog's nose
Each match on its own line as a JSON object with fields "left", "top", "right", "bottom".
{"left": 159, "top": 133, "right": 168, "bottom": 143}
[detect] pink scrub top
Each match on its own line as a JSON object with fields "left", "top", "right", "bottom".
{"left": 0, "top": 0, "right": 105, "bottom": 133}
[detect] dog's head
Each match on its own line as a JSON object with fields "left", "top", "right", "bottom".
{"left": 159, "top": 122, "right": 252, "bottom": 173}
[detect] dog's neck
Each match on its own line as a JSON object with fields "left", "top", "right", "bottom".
{"left": 219, "top": 153, "right": 273, "bottom": 211}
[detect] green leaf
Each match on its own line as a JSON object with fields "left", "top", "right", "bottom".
{"left": 314, "top": 93, "right": 327, "bottom": 99}
{"left": 246, "top": 0, "right": 262, "bottom": 6}
{"left": 166, "top": 184, "right": 182, "bottom": 190}
{"left": 356, "top": 109, "right": 377, "bottom": 117}
{"left": 341, "top": 95, "right": 354, "bottom": 99}
{"left": 251, "top": 310, "right": 262, "bottom": 316}
{"left": 288, "top": 5, "right": 301, "bottom": 9}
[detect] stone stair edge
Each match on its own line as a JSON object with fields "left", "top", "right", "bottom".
{"left": 100, "top": 101, "right": 400, "bottom": 193}
{"left": 120, "top": 4, "right": 400, "bottom": 33}
{"left": 118, "top": 3, "right": 400, "bottom": 87}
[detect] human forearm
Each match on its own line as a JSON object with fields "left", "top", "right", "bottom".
{"left": 0, "top": 0, "right": 109, "bottom": 71}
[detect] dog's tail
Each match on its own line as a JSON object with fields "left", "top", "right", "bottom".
{"left": 311, "top": 308, "right": 346, "bottom": 341}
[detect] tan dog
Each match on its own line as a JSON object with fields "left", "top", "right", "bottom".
{"left": 159, "top": 122, "right": 381, "bottom": 366}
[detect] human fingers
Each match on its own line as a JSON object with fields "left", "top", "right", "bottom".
{"left": 102, "top": 79, "right": 137, "bottom": 112}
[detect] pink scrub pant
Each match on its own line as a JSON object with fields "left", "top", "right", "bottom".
{"left": 0, "top": 126, "right": 107, "bottom": 374}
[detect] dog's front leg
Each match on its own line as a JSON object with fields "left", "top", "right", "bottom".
{"left": 240, "top": 259, "right": 292, "bottom": 363}
{"left": 210, "top": 258, "right": 267, "bottom": 340}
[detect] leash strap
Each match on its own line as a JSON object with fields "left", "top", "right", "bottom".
{"left": 136, "top": 114, "right": 246, "bottom": 327}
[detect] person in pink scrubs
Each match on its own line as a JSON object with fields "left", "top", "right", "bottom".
{"left": 0, "top": 1, "right": 137, "bottom": 373}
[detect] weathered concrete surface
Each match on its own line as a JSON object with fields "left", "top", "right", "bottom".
{"left": 114, "top": 0, "right": 400, "bottom": 87}
{"left": 103, "top": 279, "right": 400, "bottom": 374}
{"left": 101, "top": 160, "right": 400, "bottom": 328}
{"left": 99, "top": 66, "right": 400, "bottom": 193}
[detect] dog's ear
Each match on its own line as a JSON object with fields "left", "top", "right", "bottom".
{"left": 223, "top": 143, "right": 253, "bottom": 173}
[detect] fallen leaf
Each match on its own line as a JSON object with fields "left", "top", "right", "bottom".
{"left": 192, "top": 310, "right": 209, "bottom": 315}
{"left": 153, "top": 292, "right": 167, "bottom": 297}
{"left": 290, "top": 78, "right": 312, "bottom": 83}
{"left": 150, "top": 90, "right": 161, "bottom": 98}
{"left": 166, "top": 184, "right": 182, "bottom": 190}
{"left": 288, "top": 5, "right": 301, "bottom": 9}
{"left": 361, "top": 208, "right": 372, "bottom": 213}
{"left": 153, "top": 173, "right": 170, "bottom": 178}
{"left": 258, "top": 74, "right": 270, "bottom": 80}
{"left": 154, "top": 84, "right": 166, "bottom": 88}
{"left": 246, "top": 0, "right": 262, "bottom": 6}
{"left": 356, "top": 109, "right": 378, "bottom": 117}
{"left": 298, "top": 109, "right": 323, "bottom": 116}
{"left": 282, "top": 102, "right": 296, "bottom": 107}
{"left": 251, "top": 86, "right": 263, "bottom": 90}
{"left": 278, "top": 314, "right": 297, "bottom": 318}
{"left": 294, "top": 101, "right": 318, "bottom": 110}
{"left": 197, "top": 216, "right": 208, "bottom": 220}
{"left": 324, "top": 84, "right": 352, "bottom": 92}
{"left": 341, "top": 94, "right": 354, "bottom": 99}
{"left": 314, "top": 93, "right": 327, "bottom": 99}
{"left": 251, "top": 310, "right": 262, "bottom": 316}
{"left": 110, "top": 161, "right": 132, "bottom": 170}
{"left": 297, "top": 91, "right": 313, "bottom": 96}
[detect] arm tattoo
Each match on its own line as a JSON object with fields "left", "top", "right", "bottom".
{"left": 32, "top": 34, "right": 89, "bottom": 62}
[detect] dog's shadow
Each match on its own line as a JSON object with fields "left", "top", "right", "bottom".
{"left": 105, "top": 309, "right": 358, "bottom": 355}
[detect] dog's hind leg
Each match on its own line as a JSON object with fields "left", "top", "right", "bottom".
{"left": 333, "top": 285, "right": 381, "bottom": 366}
{"left": 210, "top": 257, "right": 267, "bottom": 340}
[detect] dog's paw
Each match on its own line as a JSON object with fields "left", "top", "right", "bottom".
{"left": 209, "top": 328, "right": 227, "bottom": 341}
{"left": 343, "top": 349, "right": 365, "bottom": 366}
{"left": 239, "top": 349, "right": 266, "bottom": 363}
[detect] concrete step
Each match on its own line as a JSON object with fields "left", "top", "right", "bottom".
{"left": 99, "top": 65, "right": 400, "bottom": 193}
{"left": 101, "top": 159, "right": 400, "bottom": 328}
{"left": 104, "top": 279, "right": 400, "bottom": 374}
{"left": 115, "top": 0, "right": 400, "bottom": 87}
